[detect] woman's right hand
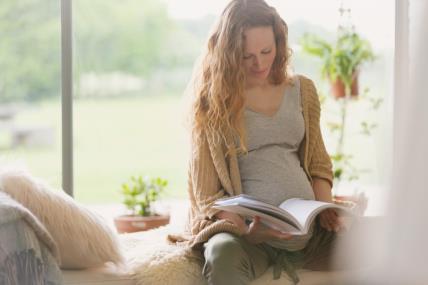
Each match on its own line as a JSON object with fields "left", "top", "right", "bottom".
{"left": 215, "top": 212, "right": 293, "bottom": 244}
{"left": 244, "top": 216, "right": 293, "bottom": 244}
{"left": 215, "top": 210, "right": 248, "bottom": 232}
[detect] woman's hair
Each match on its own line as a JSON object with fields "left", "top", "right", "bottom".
{"left": 188, "top": 0, "right": 292, "bottom": 155}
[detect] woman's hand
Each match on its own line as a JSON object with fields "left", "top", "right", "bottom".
{"left": 215, "top": 211, "right": 248, "bottom": 232}
{"left": 244, "top": 216, "right": 293, "bottom": 244}
{"left": 312, "top": 178, "right": 347, "bottom": 233}
{"left": 319, "top": 209, "right": 345, "bottom": 232}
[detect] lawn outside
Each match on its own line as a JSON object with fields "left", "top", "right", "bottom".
{"left": 6, "top": 95, "right": 190, "bottom": 204}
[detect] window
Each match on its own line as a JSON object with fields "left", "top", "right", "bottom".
{"left": 0, "top": 0, "right": 62, "bottom": 189}
{"left": 1, "top": 0, "right": 394, "bottom": 216}
{"left": 72, "top": 0, "right": 197, "bottom": 202}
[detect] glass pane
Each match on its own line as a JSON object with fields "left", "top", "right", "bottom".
{"left": 0, "top": 0, "right": 62, "bottom": 188}
{"left": 72, "top": 0, "right": 201, "bottom": 203}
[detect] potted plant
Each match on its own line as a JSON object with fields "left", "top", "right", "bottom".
{"left": 114, "top": 175, "right": 170, "bottom": 233}
{"left": 300, "top": 31, "right": 375, "bottom": 99}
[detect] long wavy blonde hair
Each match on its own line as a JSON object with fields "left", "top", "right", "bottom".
{"left": 188, "top": 0, "right": 292, "bottom": 155}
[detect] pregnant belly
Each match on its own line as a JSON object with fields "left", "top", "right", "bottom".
{"left": 239, "top": 147, "right": 315, "bottom": 205}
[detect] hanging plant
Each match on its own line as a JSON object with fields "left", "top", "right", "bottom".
{"left": 300, "top": 31, "right": 375, "bottom": 99}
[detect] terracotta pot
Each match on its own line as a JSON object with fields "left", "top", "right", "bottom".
{"left": 329, "top": 71, "right": 359, "bottom": 99}
{"left": 113, "top": 214, "right": 170, "bottom": 233}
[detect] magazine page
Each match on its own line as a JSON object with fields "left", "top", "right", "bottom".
{"left": 213, "top": 204, "right": 303, "bottom": 234}
{"left": 215, "top": 195, "right": 300, "bottom": 229}
{"left": 279, "top": 198, "right": 352, "bottom": 234}
{"left": 238, "top": 202, "right": 299, "bottom": 228}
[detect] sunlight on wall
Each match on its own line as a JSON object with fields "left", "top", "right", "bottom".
{"left": 163, "top": 0, "right": 394, "bottom": 50}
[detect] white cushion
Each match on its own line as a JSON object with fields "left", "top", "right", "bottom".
{"left": 0, "top": 167, "right": 123, "bottom": 269}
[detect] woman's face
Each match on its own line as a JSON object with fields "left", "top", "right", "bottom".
{"left": 242, "top": 26, "right": 277, "bottom": 87}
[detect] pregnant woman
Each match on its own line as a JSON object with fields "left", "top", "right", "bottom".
{"left": 170, "top": 1, "right": 346, "bottom": 284}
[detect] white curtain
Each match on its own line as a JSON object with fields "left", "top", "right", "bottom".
{"left": 363, "top": 0, "right": 428, "bottom": 283}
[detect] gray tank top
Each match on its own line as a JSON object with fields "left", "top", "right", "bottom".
{"left": 239, "top": 76, "right": 315, "bottom": 250}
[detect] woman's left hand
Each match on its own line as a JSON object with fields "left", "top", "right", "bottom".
{"left": 319, "top": 209, "right": 345, "bottom": 232}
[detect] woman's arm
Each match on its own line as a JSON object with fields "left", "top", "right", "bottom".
{"left": 301, "top": 76, "right": 334, "bottom": 187}
{"left": 189, "top": 132, "right": 227, "bottom": 219}
{"left": 313, "top": 177, "right": 343, "bottom": 232}
{"left": 312, "top": 177, "right": 333, "bottom": 203}
{"left": 304, "top": 77, "right": 342, "bottom": 231}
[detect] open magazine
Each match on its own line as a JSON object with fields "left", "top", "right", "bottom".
{"left": 213, "top": 194, "right": 354, "bottom": 235}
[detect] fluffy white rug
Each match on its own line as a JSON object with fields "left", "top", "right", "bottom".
{"left": 120, "top": 225, "right": 369, "bottom": 285}
{"left": 121, "top": 226, "right": 205, "bottom": 285}
{"left": 120, "top": 226, "right": 299, "bottom": 285}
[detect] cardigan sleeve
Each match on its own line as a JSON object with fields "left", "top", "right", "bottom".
{"left": 305, "top": 78, "right": 334, "bottom": 187}
{"left": 189, "top": 132, "right": 228, "bottom": 219}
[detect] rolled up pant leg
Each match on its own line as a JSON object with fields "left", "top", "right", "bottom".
{"left": 203, "top": 232, "right": 272, "bottom": 285}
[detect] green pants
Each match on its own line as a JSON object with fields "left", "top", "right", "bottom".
{"left": 203, "top": 232, "right": 280, "bottom": 285}
{"left": 202, "top": 217, "right": 377, "bottom": 285}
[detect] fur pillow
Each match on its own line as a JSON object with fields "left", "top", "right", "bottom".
{"left": 0, "top": 167, "right": 123, "bottom": 269}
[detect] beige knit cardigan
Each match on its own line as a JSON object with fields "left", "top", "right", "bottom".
{"left": 168, "top": 75, "right": 333, "bottom": 249}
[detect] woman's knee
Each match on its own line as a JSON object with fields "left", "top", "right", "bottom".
{"left": 204, "top": 232, "right": 247, "bottom": 264}
{"left": 203, "top": 233, "right": 255, "bottom": 284}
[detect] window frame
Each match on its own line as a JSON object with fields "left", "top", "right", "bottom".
{"left": 61, "top": 0, "right": 73, "bottom": 196}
